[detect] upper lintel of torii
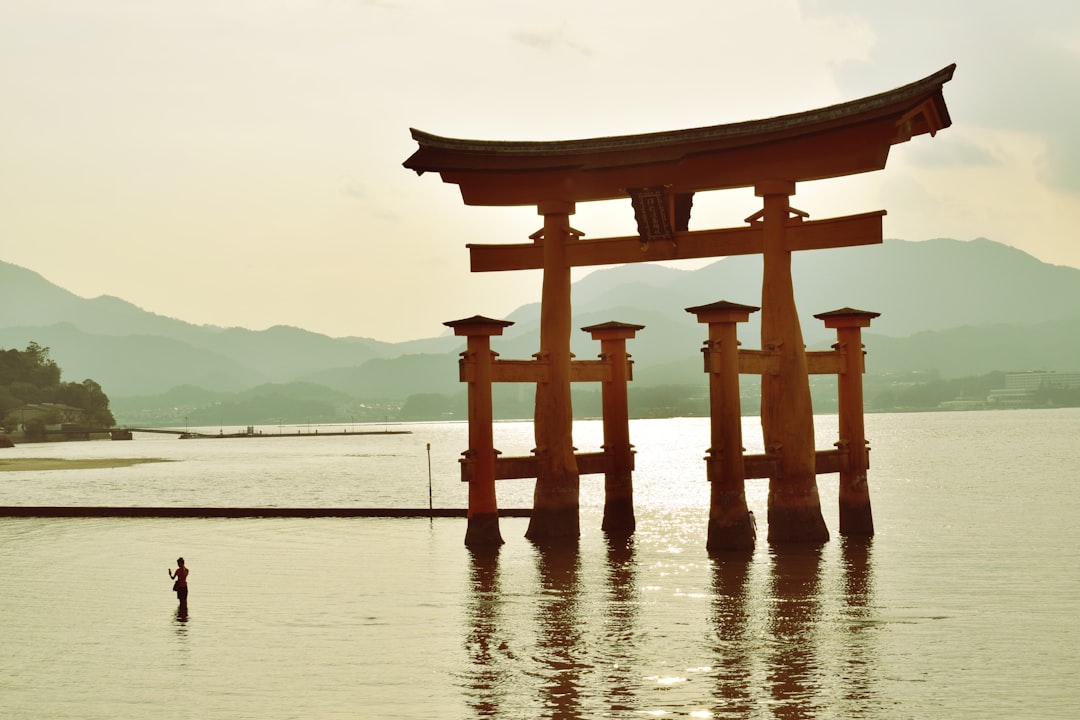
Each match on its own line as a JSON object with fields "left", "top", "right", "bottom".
{"left": 403, "top": 65, "right": 955, "bottom": 271}
{"left": 403, "top": 64, "right": 955, "bottom": 207}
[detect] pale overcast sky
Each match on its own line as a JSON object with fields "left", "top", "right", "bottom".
{"left": 2, "top": 1, "right": 1078, "bottom": 342}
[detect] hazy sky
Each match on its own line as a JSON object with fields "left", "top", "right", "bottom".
{"left": 2, "top": 1, "right": 1078, "bottom": 342}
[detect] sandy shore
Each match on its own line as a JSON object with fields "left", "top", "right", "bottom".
{"left": 0, "top": 458, "right": 172, "bottom": 472}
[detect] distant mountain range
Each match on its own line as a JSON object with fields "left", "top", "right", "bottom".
{"left": 4, "top": 237, "right": 1080, "bottom": 423}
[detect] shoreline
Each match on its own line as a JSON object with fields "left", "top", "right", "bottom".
{"left": 0, "top": 457, "right": 173, "bottom": 473}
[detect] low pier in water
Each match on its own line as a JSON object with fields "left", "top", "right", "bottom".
{"left": 0, "top": 506, "right": 530, "bottom": 518}
{"left": 123, "top": 428, "right": 412, "bottom": 439}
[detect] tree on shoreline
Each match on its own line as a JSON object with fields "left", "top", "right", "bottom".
{"left": 0, "top": 342, "right": 115, "bottom": 432}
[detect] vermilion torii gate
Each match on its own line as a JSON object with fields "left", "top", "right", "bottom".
{"left": 405, "top": 65, "right": 955, "bottom": 548}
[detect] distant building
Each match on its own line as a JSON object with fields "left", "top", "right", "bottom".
{"left": 1003, "top": 371, "right": 1080, "bottom": 391}
{"left": 985, "top": 388, "right": 1030, "bottom": 408}
{"left": 986, "top": 371, "right": 1080, "bottom": 408}
{"left": 16, "top": 403, "right": 85, "bottom": 430}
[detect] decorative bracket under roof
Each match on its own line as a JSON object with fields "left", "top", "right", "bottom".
{"left": 896, "top": 97, "right": 948, "bottom": 142}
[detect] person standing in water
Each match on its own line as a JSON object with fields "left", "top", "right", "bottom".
{"left": 168, "top": 557, "right": 189, "bottom": 607}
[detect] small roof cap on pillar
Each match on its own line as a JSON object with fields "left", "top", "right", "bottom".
{"left": 813, "top": 307, "right": 881, "bottom": 328}
{"left": 685, "top": 300, "right": 760, "bottom": 323}
{"left": 443, "top": 315, "right": 515, "bottom": 336}
{"left": 581, "top": 320, "right": 645, "bottom": 339}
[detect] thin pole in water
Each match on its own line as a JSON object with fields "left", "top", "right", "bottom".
{"left": 427, "top": 443, "right": 433, "bottom": 519}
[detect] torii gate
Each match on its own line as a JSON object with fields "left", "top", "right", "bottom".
{"left": 405, "top": 65, "right": 955, "bottom": 548}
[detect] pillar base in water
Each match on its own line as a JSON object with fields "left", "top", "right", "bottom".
{"left": 601, "top": 497, "right": 635, "bottom": 534}
{"left": 707, "top": 510, "right": 756, "bottom": 553}
{"left": 767, "top": 502, "right": 830, "bottom": 546}
{"left": 464, "top": 512, "right": 504, "bottom": 547}
{"left": 839, "top": 497, "right": 875, "bottom": 537}
{"left": 525, "top": 506, "right": 580, "bottom": 545}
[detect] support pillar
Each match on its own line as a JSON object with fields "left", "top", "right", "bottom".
{"left": 815, "top": 308, "right": 880, "bottom": 537}
{"left": 687, "top": 301, "right": 757, "bottom": 552}
{"left": 444, "top": 315, "right": 513, "bottom": 546}
{"left": 527, "top": 201, "right": 580, "bottom": 543}
{"left": 583, "top": 321, "right": 644, "bottom": 534}
{"left": 756, "top": 181, "right": 829, "bottom": 545}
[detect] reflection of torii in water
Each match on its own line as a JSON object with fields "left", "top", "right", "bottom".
{"left": 405, "top": 65, "right": 956, "bottom": 550}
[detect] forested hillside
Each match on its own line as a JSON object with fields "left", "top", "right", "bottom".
{"left": 0, "top": 342, "right": 115, "bottom": 437}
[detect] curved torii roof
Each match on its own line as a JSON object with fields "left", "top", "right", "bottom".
{"left": 404, "top": 64, "right": 955, "bottom": 206}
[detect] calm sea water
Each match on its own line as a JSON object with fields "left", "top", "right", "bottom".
{"left": 1, "top": 411, "right": 1079, "bottom": 719}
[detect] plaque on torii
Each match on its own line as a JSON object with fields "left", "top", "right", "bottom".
{"left": 406, "top": 65, "right": 955, "bottom": 548}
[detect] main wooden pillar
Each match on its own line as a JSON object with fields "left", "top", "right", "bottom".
{"left": 583, "top": 321, "right": 643, "bottom": 534}
{"left": 815, "top": 308, "right": 880, "bottom": 537}
{"left": 687, "top": 300, "right": 757, "bottom": 552}
{"left": 444, "top": 315, "right": 512, "bottom": 546}
{"left": 526, "top": 202, "right": 581, "bottom": 543}
{"left": 757, "top": 181, "right": 829, "bottom": 545}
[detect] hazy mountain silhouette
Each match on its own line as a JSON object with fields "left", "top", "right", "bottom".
{"left": 494, "top": 237, "right": 1080, "bottom": 383}
{"left": 511, "top": 236, "right": 1080, "bottom": 348}
{"left": 0, "top": 261, "right": 406, "bottom": 394}
{"left": 3, "top": 237, "right": 1080, "bottom": 414}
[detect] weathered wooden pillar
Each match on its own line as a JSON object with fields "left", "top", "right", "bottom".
{"left": 526, "top": 202, "right": 580, "bottom": 543}
{"left": 582, "top": 321, "right": 644, "bottom": 534}
{"left": 445, "top": 315, "right": 513, "bottom": 546}
{"left": 815, "top": 308, "right": 879, "bottom": 537}
{"left": 756, "top": 181, "right": 829, "bottom": 545}
{"left": 687, "top": 300, "right": 757, "bottom": 552}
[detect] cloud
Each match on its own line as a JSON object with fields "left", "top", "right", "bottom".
{"left": 804, "top": 0, "right": 1080, "bottom": 193}
{"left": 902, "top": 135, "right": 997, "bottom": 170}
{"left": 510, "top": 23, "right": 591, "bottom": 56}
{"left": 1037, "top": 137, "right": 1080, "bottom": 193}
{"left": 955, "top": 30, "right": 1080, "bottom": 193}
{"left": 340, "top": 177, "right": 367, "bottom": 200}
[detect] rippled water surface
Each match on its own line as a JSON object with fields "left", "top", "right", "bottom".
{"left": 2, "top": 411, "right": 1079, "bottom": 719}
